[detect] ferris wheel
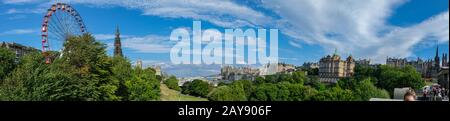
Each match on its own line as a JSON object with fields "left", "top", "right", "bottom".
{"left": 41, "top": 3, "right": 87, "bottom": 64}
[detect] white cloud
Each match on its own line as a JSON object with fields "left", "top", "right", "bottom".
{"left": 94, "top": 34, "right": 116, "bottom": 41}
{"left": 94, "top": 34, "right": 131, "bottom": 41}
{"left": 7, "top": 14, "right": 26, "bottom": 20}
{"left": 3, "top": 8, "right": 45, "bottom": 14}
{"left": 5, "top": 8, "right": 19, "bottom": 14}
{"left": 15, "top": 0, "right": 448, "bottom": 64}
{"left": 121, "top": 34, "right": 175, "bottom": 53}
{"left": 261, "top": 0, "right": 449, "bottom": 63}
{"left": 288, "top": 41, "right": 302, "bottom": 48}
{"left": 375, "top": 11, "right": 449, "bottom": 60}
{"left": 96, "top": 34, "right": 132, "bottom": 51}
{"left": 0, "top": 29, "right": 36, "bottom": 36}
{"left": 279, "top": 57, "right": 299, "bottom": 61}
{"left": 57, "top": 0, "right": 273, "bottom": 28}
{"left": 2, "top": 0, "right": 38, "bottom": 4}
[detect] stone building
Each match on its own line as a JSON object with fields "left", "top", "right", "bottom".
{"left": 276, "top": 63, "right": 296, "bottom": 74}
{"left": 154, "top": 65, "right": 162, "bottom": 76}
{"left": 438, "top": 53, "right": 449, "bottom": 89}
{"left": 220, "top": 65, "right": 260, "bottom": 81}
{"left": 302, "top": 62, "right": 319, "bottom": 69}
{"left": 220, "top": 63, "right": 296, "bottom": 81}
{"left": 438, "top": 67, "right": 448, "bottom": 89}
{"left": 318, "top": 52, "right": 355, "bottom": 83}
{"left": 386, "top": 45, "right": 446, "bottom": 79}
{"left": 386, "top": 57, "right": 407, "bottom": 68}
{"left": 355, "top": 59, "right": 371, "bottom": 66}
{"left": 1, "top": 42, "right": 39, "bottom": 61}
{"left": 442, "top": 53, "right": 448, "bottom": 67}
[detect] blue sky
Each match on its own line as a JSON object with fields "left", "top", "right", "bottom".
{"left": 0, "top": 0, "right": 448, "bottom": 77}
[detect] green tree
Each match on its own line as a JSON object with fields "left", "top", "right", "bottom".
{"left": 126, "top": 68, "right": 160, "bottom": 101}
{"left": 285, "top": 84, "right": 317, "bottom": 101}
{"left": 111, "top": 56, "right": 133, "bottom": 100}
{"left": 208, "top": 81, "right": 247, "bottom": 101}
{"left": 377, "top": 65, "right": 425, "bottom": 94}
{"left": 0, "top": 51, "right": 50, "bottom": 100}
{"left": 61, "top": 34, "right": 119, "bottom": 101}
{"left": 250, "top": 83, "right": 280, "bottom": 101}
{"left": 250, "top": 82, "right": 322, "bottom": 101}
{"left": 232, "top": 80, "right": 253, "bottom": 98}
{"left": 1, "top": 34, "right": 121, "bottom": 101}
{"left": 354, "top": 79, "right": 390, "bottom": 101}
{"left": 255, "top": 76, "right": 266, "bottom": 85}
{"left": 0, "top": 52, "right": 87, "bottom": 101}
{"left": 311, "top": 87, "right": 355, "bottom": 101}
{"left": 1, "top": 34, "right": 162, "bottom": 101}
{"left": 354, "top": 65, "right": 378, "bottom": 84}
{"left": 292, "top": 71, "right": 307, "bottom": 85}
{"left": 309, "top": 79, "right": 326, "bottom": 91}
{"left": 338, "top": 78, "right": 390, "bottom": 101}
{"left": 182, "top": 79, "right": 210, "bottom": 97}
{"left": 181, "top": 81, "right": 192, "bottom": 94}
{"left": 263, "top": 75, "right": 278, "bottom": 83}
{"left": 300, "top": 67, "right": 318, "bottom": 75}
{"left": 208, "top": 86, "right": 233, "bottom": 101}
{"left": 0, "top": 47, "right": 15, "bottom": 81}
{"left": 164, "top": 76, "right": 181, "bottom": 91}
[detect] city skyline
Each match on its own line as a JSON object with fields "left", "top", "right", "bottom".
{"left": 0, "top": 0, "right": 448, "bottom": 77}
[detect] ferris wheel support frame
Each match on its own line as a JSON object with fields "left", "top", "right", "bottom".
{"left": 41, "top": 3, "right": 87, "bottom": 64}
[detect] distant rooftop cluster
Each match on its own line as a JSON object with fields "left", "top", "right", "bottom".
{"left": 220, "top": 63, "right": 296, "bottom": 82}
{"left": 1, "top": 42, "right": 40, "bottom": 61}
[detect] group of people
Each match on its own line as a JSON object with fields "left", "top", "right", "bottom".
{"left": 403, "top": 85, "right": 449, "bottom": 101}
{"left": 422, "top": 85, "right": 448, "bottom": 101}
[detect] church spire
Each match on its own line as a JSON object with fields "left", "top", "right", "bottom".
{"left": 434, "top": 41, "right": 440, "bottom": 67}
{"left": 435, "top": 42, "right": 439, "bottom": 59}
{"left": 114, "top": 26, "right": 123, "bottom": 57}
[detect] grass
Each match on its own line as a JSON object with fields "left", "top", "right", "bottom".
{"left": 160, "top": 83, "right": 208, "bottom": 101}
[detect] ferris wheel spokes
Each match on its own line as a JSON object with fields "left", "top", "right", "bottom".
{"left": 41, "top": 3, "right": 87, "bottom": 64}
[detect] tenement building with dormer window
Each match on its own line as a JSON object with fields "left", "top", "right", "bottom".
{"left": 318, "top": 50, "right": 355, "bottom": 83}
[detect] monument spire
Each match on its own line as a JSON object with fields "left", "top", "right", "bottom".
{"left": 114, "top": 26, "right": 123, "bottom": 57}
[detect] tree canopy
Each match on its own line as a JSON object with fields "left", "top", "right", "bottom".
{"left": 0, "top": 34, "right": 160, "bottom": 101}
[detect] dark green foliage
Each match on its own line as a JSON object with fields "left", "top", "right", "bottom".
{"left": 0, "top": 47, "right": 15, "bottom": 80}
{"left": 377, "top": 65, "right": 425, "bottom": 93}
{"left": 207, "top": 86, "right": 234, "bottom": 101}
{"left": 111, "top": 56, "right": 133, "bottom": 100}
{"left": 232, "top": 80, "right": 253, "bottom": 98}
{"left": 182, "top": 79, "right": 211, "bottom": 97}
{"left": 164, "top": 76, "right": 181, "bottom": 91}
{"left": 298, "top": 67, "right": 318, "bottom": 75}
{"left": 125, "top": 68, "right": 160, "bottom": 101}
{"left": 255, "top": 71, "right": 307, "bottom": 84}
{"left": 208, "top": 82, "right": 247, "bottom": 101}
{"left": 353, "top": 65, "right": 425, "bottom": 95}
{"left": 0, "top": 52, "right": 48, "bottom": 100}
{"left": 249, "top": 82, "right": 319, "bottom": 101}
{"left": 337, "top": 78, "right": 390, "bottom": 101}
{"left": 310, "top": 87, "right": 355, "bottom": 101}
{"left": 0, "top": 34, "right": 160, "bottom": 101}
